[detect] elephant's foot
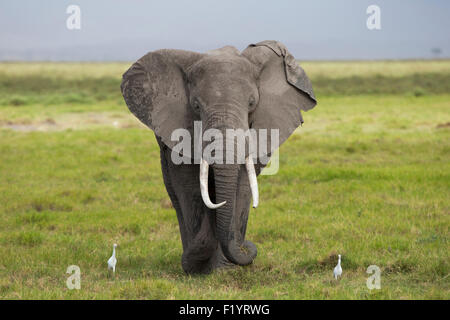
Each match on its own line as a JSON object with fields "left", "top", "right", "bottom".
{"left": 181, "top": 243, "right": 217, "bottom": 274}
{"left": 182, "top": 245, "right": 237, "bottom": 274}
{"left": 181, "top": 239, "right": 259, "bottom": 274}
{"left": 180, "top": 213, "right": 218, "bottom": 274}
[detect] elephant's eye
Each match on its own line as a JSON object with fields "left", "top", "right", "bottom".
{"left": 192, "top": 99, "right": 201, "bottom": 113}
{"left": 248, "top": 96, "right": 256, "bottom": 109}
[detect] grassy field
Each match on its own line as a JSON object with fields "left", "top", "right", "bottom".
{"left": 0, "top": 61, "right": 449, "bottom": 299}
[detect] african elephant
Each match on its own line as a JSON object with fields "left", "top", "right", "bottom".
{"left": 121, "top": 40, "right": 316, "bottom": 274}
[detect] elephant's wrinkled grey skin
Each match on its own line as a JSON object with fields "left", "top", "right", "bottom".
{"left": 121, "top": 40, "right": 316, "bottom": 274}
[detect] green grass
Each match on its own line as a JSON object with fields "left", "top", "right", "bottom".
{"left": 0, "top": 61, "right": 449, "bottom": 299}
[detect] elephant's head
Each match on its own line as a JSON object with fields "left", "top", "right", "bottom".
{"left": 121, "top": 40, "right": 316, "bottom": 266}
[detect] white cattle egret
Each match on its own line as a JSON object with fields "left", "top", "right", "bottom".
{"left": 333, "top": 254, "right": 342, "bottom": 280}
{"left": 107, "top": 243, "right": 117, "bottom": 273}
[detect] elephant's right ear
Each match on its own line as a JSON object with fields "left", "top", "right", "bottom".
{"left": 121, "top": 49, "right": 204, "bottom": 152}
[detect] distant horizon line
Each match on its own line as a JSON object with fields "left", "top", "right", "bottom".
{"left": 1, "top": 58, "right": 449, "bottom": 63}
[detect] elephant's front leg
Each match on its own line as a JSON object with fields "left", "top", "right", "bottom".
{"left": 158, "top": 139, "right": 220, "bottom": 274}
{"left": 180, "top": 196, "right": 218, "bottom": 274}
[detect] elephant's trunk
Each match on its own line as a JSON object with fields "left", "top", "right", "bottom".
{"left": 212, "top": 163, "right": 257, "bottom": 266}
{"left": 198, "top": 110, "right": 258, "bottom": 265}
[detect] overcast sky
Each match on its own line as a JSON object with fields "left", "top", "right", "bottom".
{"left": 0, "top": 0, "right": 449, "bottom": 61}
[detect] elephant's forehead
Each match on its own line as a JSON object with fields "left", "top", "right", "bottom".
{"left": 194, "top": 69, "right": 255, "bottom": 95}
{"left": 191, "top": 56, "right": 253, "bottom": 77}
{"left": 188, "top": 56, "right": 257, "bottom": 100}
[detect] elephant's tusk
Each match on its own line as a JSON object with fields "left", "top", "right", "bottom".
{"left": 200, "top": 159, "right": 226, "bottom": 209}
{"left": 246, "top": 156, "right": 259, "bottom": 208}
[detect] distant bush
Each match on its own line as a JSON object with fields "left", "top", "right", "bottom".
{"left": 311, "top": 73, "right": 450, "bottom": 96}
{"left": 0, "top": 74, "right": 122, "bottom": 106}
{"left": 7, "top": 95, "right": 28, "bottom": 106}
{"left": 412, "top": 87, "right": 426, "bottom": 97}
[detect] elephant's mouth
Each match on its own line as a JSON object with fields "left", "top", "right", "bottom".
{"left": 199, "top": 157, "right": 258, "bottom": 209}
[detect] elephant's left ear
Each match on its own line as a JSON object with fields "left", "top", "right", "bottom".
{"left": 242, "top": 41, "right": 317, "bottom": 160}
